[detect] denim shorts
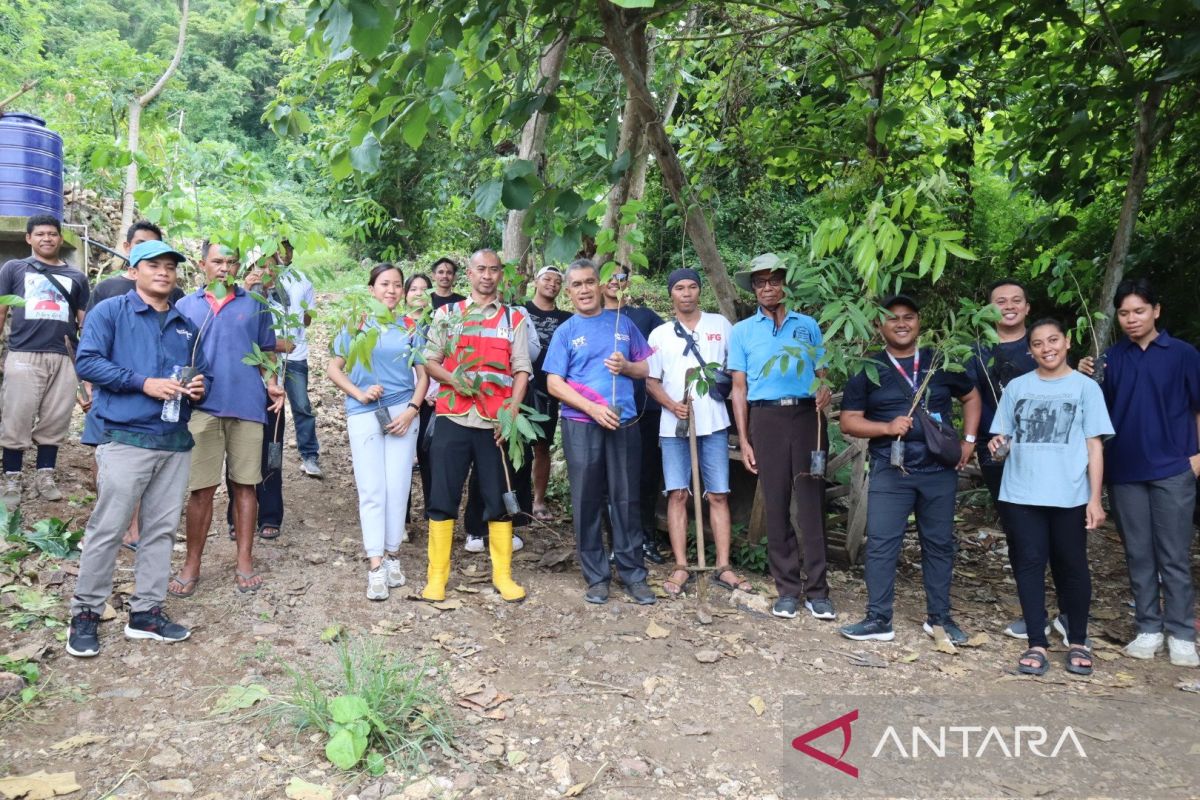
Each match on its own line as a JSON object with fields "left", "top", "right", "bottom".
{"left": 661, "top": 429, "right": 730, "bottom": 495}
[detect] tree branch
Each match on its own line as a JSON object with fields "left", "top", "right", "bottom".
{"left": 139, "top": 0, "right": 190, "bottom": 106}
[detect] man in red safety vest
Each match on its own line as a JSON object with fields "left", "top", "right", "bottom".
{"left": 421, "top": 248, "right": 532, "bottom": 602}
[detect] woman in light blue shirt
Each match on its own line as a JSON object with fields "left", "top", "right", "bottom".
{"left": 327, "top": 263, "right": 428, "bottom": 601}
{"left": 989, "top": 318, "right": 1113, "bottom": 677}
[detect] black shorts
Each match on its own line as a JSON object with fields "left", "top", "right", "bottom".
{"left": 426, "top": 418, "right": 508, "bottom": 522}
{"left": 531, "top": 389, "right": 560, "bottom": 446}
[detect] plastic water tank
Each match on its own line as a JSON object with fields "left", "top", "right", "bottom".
{"left": 0, "top": 113, "right": 63, "bottom": 219}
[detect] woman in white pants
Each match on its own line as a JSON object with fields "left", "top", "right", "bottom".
{"left": 328, "top": 263, "right": 429, "bottom": 600}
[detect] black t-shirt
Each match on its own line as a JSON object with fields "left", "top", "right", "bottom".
{"left": 965, "top": 339, "right": 1037, "bottom": 465}
{"left": 431, "top": 292, "right": 466, "bottom": 310}
{"left": 88, "top": 275, "right": 185, "bottom": 311}
{"left": 0, "top": 258, "right": 90, "bottom": 354}
{"left": 524, "top": 301, "right": 572, "bottom": 391}
{"left": 621, "top": 304, "right": 665, "bottom": 413}
{"left": 841, "top": 347, "right": 974, "bottom": 471}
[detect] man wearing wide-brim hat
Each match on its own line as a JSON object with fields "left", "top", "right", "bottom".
{"left": 728, "top": 253, "right": 836, "bottom": 621}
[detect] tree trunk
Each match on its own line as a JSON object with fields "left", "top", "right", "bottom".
{"left": 120, "top": 0, "right": 190, "bottom": 235}
{"left": 501, "top": 28, "right": 570, "bottom": 274}
{"left": 597, "top": 0, "right": 742, "bottom": 321}
{"left": 864, "top": 66, "right": 887, "bottom": 161}
{"left": 1093, "top": 82, "right": 1169, "bottom": 348}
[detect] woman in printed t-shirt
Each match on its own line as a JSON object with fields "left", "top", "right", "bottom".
{"left": 327, "top": 264, "right": 429, "bottom": 601}
{"left": 989, "top": 318, "right": 1113, "bottom": 677}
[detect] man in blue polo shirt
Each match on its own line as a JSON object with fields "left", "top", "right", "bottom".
{"left": 546, "top": 258, "right": 655, "bottom": 605}
{"left": 173, "top": 243, "right": 283, "bottom": 596}
{"left": 67, "top": 240, "right": 210, "bottom": 657}
{"left": 729, "top": 254, "right": 834, "bottom": 621}
{"left": 1089, "top": 279, "right": 1200, "bottom": 667}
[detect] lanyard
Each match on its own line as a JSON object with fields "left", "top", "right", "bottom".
{"left": 886, "top": 349, "right": 920, "bottom": 393}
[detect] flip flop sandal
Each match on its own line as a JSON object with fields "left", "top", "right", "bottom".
{"left": 1065, "top": 646, "right": 1093, "bottom": 676}
{"left": 167, "top": 574, "right": 199, "bottom": 599}
{"left": 532, "top": 507, "right": 554, "bottom": 521}
{"left": 258, "top": 526, "right": 281, "bottom": 540}
{"left": 235, "top": 570, "right": 263, "bottom": 593}
{"left": 1017, "top": 648, "right": 1049, "bottom": 676}
{"left": 711, "top": 566, "right": 753, "bottom": 593}
{"left": 663, "top": 568, "right": 693, "bottom": 597}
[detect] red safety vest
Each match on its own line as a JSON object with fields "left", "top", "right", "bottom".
{"left": 435, "top": 300, "right": 524, "bottom": 421}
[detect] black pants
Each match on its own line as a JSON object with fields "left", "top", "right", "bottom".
{"left": 465, "top": 444, "right": 533, "bottom": 536}
{"left": 562, "top": 418, "right": 645, "bottom": 587}
{"left": 427, "top": 419, "right": 507, "bottom": 522}
{"left": 226, "top": 405, "right": 284, "bottom": 530}
{"left": 636, "top": 409, "right": 663, "bottom": 540}
{"left": 409, "top": 402, "right": 435, "bottom": 525}
{"left": 1000, "top": 503, "right": 1090, "bottom": 649}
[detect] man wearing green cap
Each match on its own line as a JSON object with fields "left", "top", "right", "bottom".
{"left": 67, "top": 240, "right": 211, "bottom": 657}
{"left": 729, "top": 254, "right": 835, "bottom": 621}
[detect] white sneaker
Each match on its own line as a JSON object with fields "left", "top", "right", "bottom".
{"left": 382, "top": 557, "right": 406, "bottom": 588}
{"left": 1168, "top": 636, "right": 1199, "bottom": 667}
{"left": 465, "top": 535, "right": 485, "bottom": 553}
{"left": 366, "top": 567, "right": 389, "bottom": 601}
{"left": 512, "top": 533, "right": 524, "bottom": 552}
{"left": 1123, "top": 631, "right": 1164, "bottom": 660}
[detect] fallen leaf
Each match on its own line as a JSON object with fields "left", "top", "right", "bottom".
{"left": 432, "top": 599, "right": 463, "bottom": 611}
{"left": 454, "top": 585, "right": 480, "bottom": 594}
{"left": 2, "top": 642, "right": 47, "bottom": 663}
{"left": 507, "top": 750, "right": 528, "bottom": 766}
{"left": 284, "top": 777, "right": 332, "bottom": 800}
{"left": 50, "top": 733, "right": 105, "bottom": 752}
{"left": 100, "top": 602, "right": 117, "bottom": 621}
{"left": 897, "top": 651, "right": 920, "bottom": 663}
{"left": 319, "top": 624, "right": 344, "bottom": 643}
{"left": 212, "top": 683, "right": 269, "bottom": 714}
{"left": 645, "top": 621, "right": 670, "bottom": 639}
{"left": 848, "top": 651, "right": 888, "bottom": 668}
{"left": 927, "top": 625, "right": 958, "bottom": 655}
{"left": 1094, "top": 649, "right": 1121, "bottom": 662}
{"left": 960, "top": 632, "right": 991, "bottom": 648}
{"left": 0, "top": 771, "right": 80, "bottom": 799}
{"left": 564, "top": 782, "right": 588, "bottom": 797}
{"left": 748, "top": 696, "right": 766, "bottom": 716}
{"left": 1113, "top": 671, "right": 1136, "bottom": 684}
{"left": 937, "top": 663, "right": 969, "bottom": 678}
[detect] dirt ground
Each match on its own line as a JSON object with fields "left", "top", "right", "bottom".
{"left": 2, "top": 317, "right": 1199, "bottom": 800}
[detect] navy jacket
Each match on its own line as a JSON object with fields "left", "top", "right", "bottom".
{"left": 76, "top": 290, "right": 212, "bottom": 442}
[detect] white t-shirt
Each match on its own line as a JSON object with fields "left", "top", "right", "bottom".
{"left": 278, "top": 271, "right": 317, "bottom": 362}
{"left": 647, "top": 312, "right": 733, "bottom": 438}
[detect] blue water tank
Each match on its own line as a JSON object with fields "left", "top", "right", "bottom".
{"left": 0, "top": 113, "right": 64, "bottom": 219}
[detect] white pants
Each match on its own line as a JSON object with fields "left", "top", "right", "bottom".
{"left": 347, "top": 404, "right": 418, "bottom": 557}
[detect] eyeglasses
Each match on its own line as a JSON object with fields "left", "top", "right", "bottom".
{"left": 611, "top": 273, "right": 629, "bottom": 282}
{"left": 751, "top": 275, "right": 785, "bottom": 289}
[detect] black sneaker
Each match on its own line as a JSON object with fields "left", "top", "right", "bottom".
{"left": 840, "top": 616, "right": 895, "bottom": 641}
{"left": 585, "top": 582, "right": 610, "bottom": 604}
{"left": 924, "top": 619, "right": 969, "bottom": 645}
{"left": 772, "top": 596, "right": 799, "bottom": 619}
{"left": 806, "top": 597, "right": 836, "bottom": 620}
{"left": 641, "top": 541, "right": 667, "bottom": 565}
{"left": 125, "top": 607, "right": 191, "bottom": 643}
{"left": 67, "top": 610, "right": 102, "bottom": 658}
{"left": 623, "top": 581, "right": 657, "bottom": 605}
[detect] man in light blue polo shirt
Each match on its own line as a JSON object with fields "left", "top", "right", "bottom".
{"left": 729, "top": 254, "right": 834, "bottom": 621}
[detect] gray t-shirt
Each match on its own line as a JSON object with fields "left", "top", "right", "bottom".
{"left": 991, "top": 370, "right": 1114, "bottom": 507}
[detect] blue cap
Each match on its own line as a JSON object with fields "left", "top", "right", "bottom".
{"left": 129, "top": 240, "right": 186, "bottom": 268}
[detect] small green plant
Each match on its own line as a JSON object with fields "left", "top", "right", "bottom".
{"left": 263, "top": 638, "right": 454, "bottom": 775}
{"left": 1, "top": 587, "right": 63, "bottom": 631}
{"left": 0, "top": 656, "right": 40, "bottom": 705}
{"left": 0, "top": 507, "right": 84, "bottom": 562}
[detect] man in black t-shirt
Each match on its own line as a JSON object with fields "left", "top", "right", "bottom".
{"left": 0, "top": 215, "right": 90, "bottom": 507}
{"left": 524, "top": 266, "right": 572, "bottom": 519}
{"left": 86, "top": 221, "right": 184, "bottom": 311}
{"left": 429, "top": 256, "right": 466, "bottom": 310}
{"left": 838, "top": 294, "right": 981, "bottom": 645}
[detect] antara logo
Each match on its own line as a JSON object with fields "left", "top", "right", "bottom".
{"left": 792, "top": 710, "right": 859, "bottom": 778}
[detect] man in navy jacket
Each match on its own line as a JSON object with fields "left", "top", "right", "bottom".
{"left": 66, "top": 240, "right": 210, "bottom": 658}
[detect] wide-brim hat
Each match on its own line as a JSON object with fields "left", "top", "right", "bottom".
{"left": 732, "top": 252, "right": 786, "bottom": 293}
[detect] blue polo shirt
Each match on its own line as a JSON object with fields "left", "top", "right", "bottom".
{"left": 76, "top": 290, "right": 212, "bottom": 451}
{"left": 176, "top": 286, "right": 277, "bottom": 424}
{"left": 728, "top": 308, "right": 825, "bottom": 402}
{"left": 1100, "top": 330, "right": 1200, "bottom": 484}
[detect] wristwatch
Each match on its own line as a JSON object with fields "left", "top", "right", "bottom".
{"left": 407, "top": 402, "right": 420, "bottom": 411}
{"left": 964, "top": 434, "right": 977, "bottom": 443}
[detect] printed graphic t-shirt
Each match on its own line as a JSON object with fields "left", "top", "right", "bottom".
{"left": 0, "top": 258, "right": 90, "bottom": 353}
{"left": 991, "top": 370, "right": 1113, "bottom": 507}
{"left": 543, "top": 310, "right": 653, "bottom": 424}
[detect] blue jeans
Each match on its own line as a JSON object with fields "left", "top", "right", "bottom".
{"left": 661, "top": 429, "right": 730, "bottom": 495}
{"left": 864, "top": 462, "right": 958, "bottom": 625}
{"left": 284, "top": 360, "right": 319, "bottom": 459}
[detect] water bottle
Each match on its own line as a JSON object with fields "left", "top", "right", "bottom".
{"left": 160, "top": 365, "right": 186, "bottom": 422}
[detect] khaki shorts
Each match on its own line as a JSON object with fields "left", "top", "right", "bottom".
{"left": 187, "top": 411, "right": 263, "bottom": 491}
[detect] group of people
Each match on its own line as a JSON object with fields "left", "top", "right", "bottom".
{"left": 0, "top": 214, "right": 1194, "bottom": 676}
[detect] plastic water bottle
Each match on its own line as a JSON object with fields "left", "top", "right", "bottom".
{"left": 160, "top": 365, "right": 186, "bottom": 423}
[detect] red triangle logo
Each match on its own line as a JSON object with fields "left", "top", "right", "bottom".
{"left": 791, "top": 709, "right": 859, "bottom": 778}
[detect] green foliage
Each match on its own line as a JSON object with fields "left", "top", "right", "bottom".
{"left": 0, "top": 587, "right": 62, "bottom": 631}
{"left": 0, "top": 507, "right": 83, "bottom": 562}
{"left": 265, "top": 638, "right": 454, "bottom": 774}
{"left": 0, "top": 655, "right": 42, "bottom": 712}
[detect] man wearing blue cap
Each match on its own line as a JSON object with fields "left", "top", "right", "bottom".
{"left": 646, "top": 268, "right": 746, "bottom": 596}
{"left": 67, "top": 240, "right": 211, "bottom": 657}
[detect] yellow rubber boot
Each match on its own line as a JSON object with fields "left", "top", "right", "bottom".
{"left": 488, "top": 520, "right": 526, "bottom": 602}
{"left": 421, "top": 519, "right": 454, "bottom": 602}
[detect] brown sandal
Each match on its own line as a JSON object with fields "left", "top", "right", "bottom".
{"left": 711, "top": 566, "right": 752, "bottom": 592}
{"left": 663, "top": 567, "right": 693, "bottom": 596}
